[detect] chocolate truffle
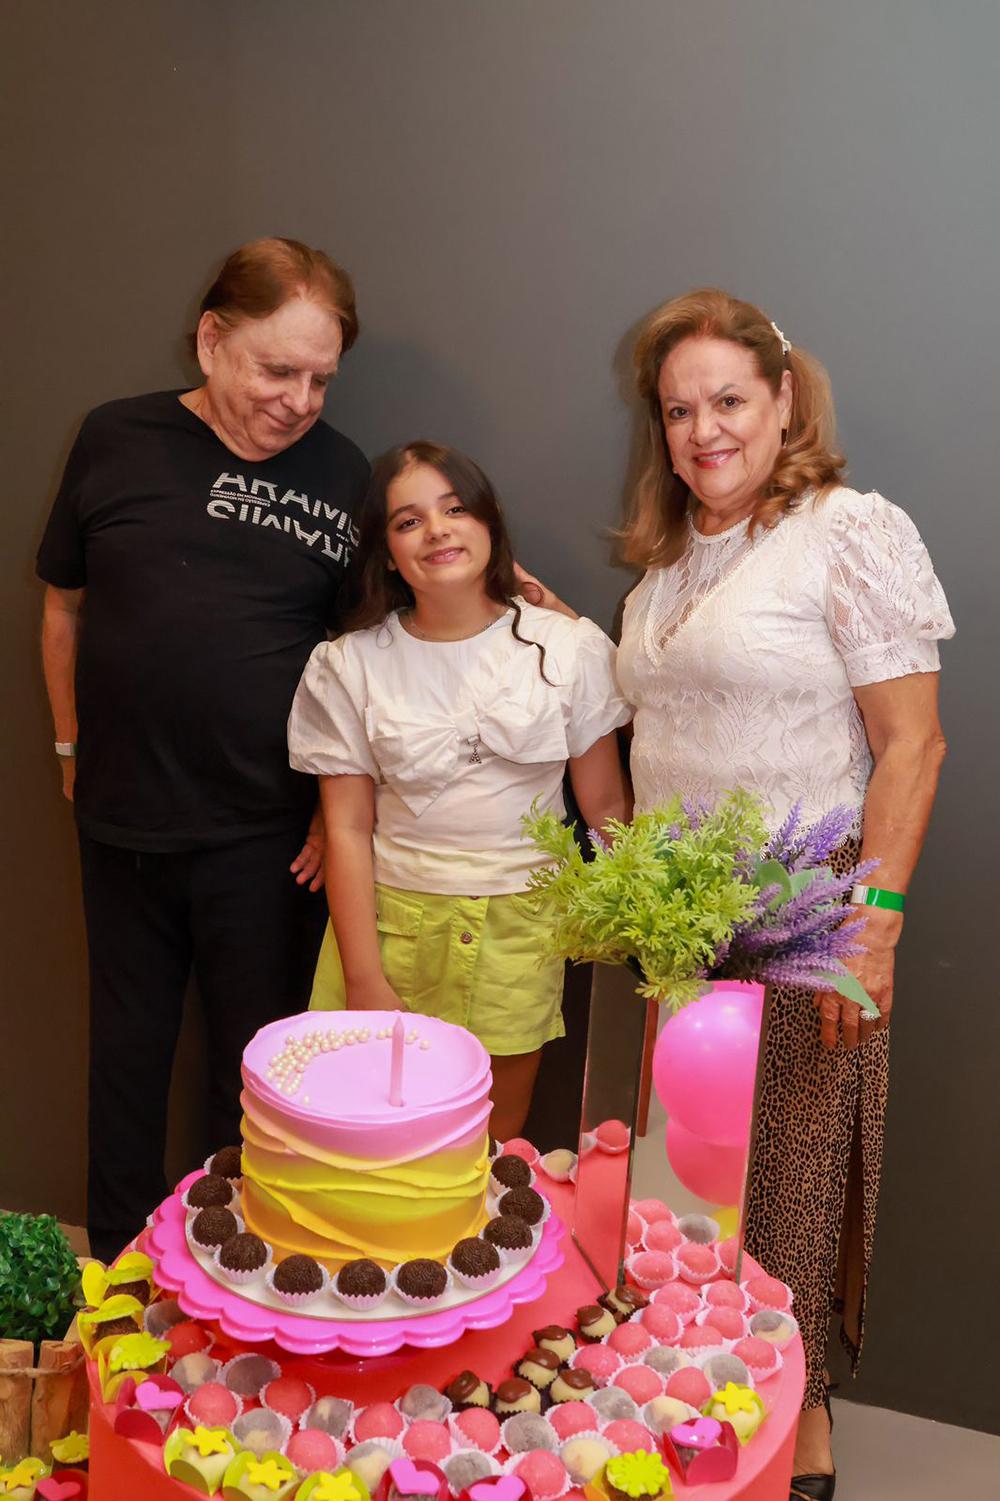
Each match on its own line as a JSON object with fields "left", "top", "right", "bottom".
{"left": 450, "top": 1237, "right": 501, "bottom": 1280}
{"left": 576, "top": 1303, "right": 617, "bottom": 1342}
{"left": 502, "top": 1412, "right": 557, "bottom": 1452}
{"left": 399, "top": 1383, "right": 452, "bottom": 1422}
{"left": 445, "top": 1370, "right": 492, "bottom": 1410}
{"left": 494, "top": 1377, "right": 542, "bottom": 1415}
{"left": 498, "top": 1187, "right": 545, "bottom": 1225}
{"left": 337, "top": 1259, "right": 388, "bottom": 1298}
{"left": 532, "top": 1325, "right": 576, "bottom": 1363}
{"left": 515, "top": 1347, "right": 561, "bottom": 1391}
{"left": 599, "top": 1283, "right": 648, "bottom": 1321}
{"left": 190, "top": 1206, "right": 239, "bottom": 1249}
{"left": 396, "top": 1259, "right": 448, "bottom": 1300}
{"left": 218, "top": 1231, "right": 268, "bottom": 1273}
{"left": 490, "top": 1154, "right": 532, "bottom": 1189}
{"left": 273, "top": 1254, "right": 323, "bottom": 1295}
{"left": 445, "top": 1453, "right": 495, "bottom": 1491}
{"left": 548, "top": 1367, "right": 597, "bottom": 1404}
{"left": 488, "top": 1135, "right": 499, "bottom": 1157}
{"left": 187, "top": 1173, "right": 234, "bottom": 1209}
{"left": 483, "top": 1215, "right": 533, "bottom": 1251}
{"left": 209, "top": 1146, "right": 243, "bottom": 1179}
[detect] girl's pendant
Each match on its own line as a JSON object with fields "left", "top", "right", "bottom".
{"left": 468, "top": 735, "right": 482, "bottom": 765}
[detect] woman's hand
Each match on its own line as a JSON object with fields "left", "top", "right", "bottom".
{"left": 346, "top": 975, "right": 405, "bottom": 1011}
{"left": 814, "top": 909, "right": 899, "bottom": 1049}
{"left": 513, "top": 562, "right": 578, "bottom": 619}
{"left": 290, "top": 808, "right": 325, "bottom": 892}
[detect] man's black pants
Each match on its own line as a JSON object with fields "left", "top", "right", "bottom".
{"left": 79, "top": 826, "right": 327, "bottom": 1264}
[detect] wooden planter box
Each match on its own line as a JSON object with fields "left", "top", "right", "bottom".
{"left": 0, "top": 1335, "right": 88, "bottom": 1464}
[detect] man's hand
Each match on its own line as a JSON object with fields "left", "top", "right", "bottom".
{"left": 290, "top": 810, "right": 325, "bottom": 892}
{"left": 60, "top": 758, "right": 76, "bottom": 803}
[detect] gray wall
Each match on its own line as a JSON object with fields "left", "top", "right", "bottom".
{"left": 4, "top": 0, "right": 998, "bottom": 1431}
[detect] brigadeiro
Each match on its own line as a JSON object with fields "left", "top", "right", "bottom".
{"left": 445, "top": 1370, "right": 493, "bottom": 1412}
{"left": 493, "top": 1377, "right": 542, "bottom": 1416}
{"left": 208, "top": 1146, "right": 243, "bottom": 1179}
{"left": 532, "top": 1325, "right": 576, "bottom": 1363}
{"left": 337, "top": 1258, "right": 388, "bottom": 1300}
{"left": 490, "top": 1154, "right": 532, "bottom": 1189}
{"left": 515, "top": 1347, "right": 561, "bottom": 1392}
{"left": 497, "top": 1186, "right": 545, "bottom": 1225}
{"left": 191, "top": 1206, "right": 239, "bottom": 1249}
{"left": 217, "top": 1231, "right": 268, "bottom": 1278}
{"left": 450, "top": 1237, "right": 501, "bottom": 1283}
{"left": 273, "top": 1254, "right": 324, "bottom": 1297}
{"left": 396, "top": 1259, "right": 449, "bottom": 1301}
{"left": 483, "top": 1215, "right": 533, "bottom": 1252}
{"left": 186, "top": 1173, "right": 234, "bottom": 1209}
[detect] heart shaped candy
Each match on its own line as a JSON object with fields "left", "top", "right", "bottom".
{"left": 136, "top": 1378, "right": 183, "bottom": 1413}
{"left": 386, "top": 1459, "right": 446, "bottom": 1497}
{"left": 672, "top": 1416, "right": 722, "bottom": 1451}
{"left": 467, "top": 1479, "right": 530, "bottom": 1501}
{"left": 36, "top": 1481, "right": 83, "bottom": 1501}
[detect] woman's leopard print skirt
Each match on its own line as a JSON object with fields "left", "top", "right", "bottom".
{"left": 743, "top": 839, "right": 890, "bottom": 1409}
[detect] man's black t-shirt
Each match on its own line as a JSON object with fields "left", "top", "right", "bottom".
{"left": 37, "top": 391, "right": 369, "bottom": 851}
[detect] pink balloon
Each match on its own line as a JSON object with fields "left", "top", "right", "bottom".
{"left": 653, "top": 983, "right": 764, "bottom": 1147}
{"left": 665, "top": 1117, "right": 747, "bottom": 1204}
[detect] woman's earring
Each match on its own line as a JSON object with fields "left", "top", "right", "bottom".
{"left": 780, "top": 428, "right": 788, "bottom": 448}
{"left": 387, "top": 559, "right": 397, "bottom": 571}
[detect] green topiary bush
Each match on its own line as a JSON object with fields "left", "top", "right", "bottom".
{"left": 0, "top": 1212, "right": 82, "bottom": 1350}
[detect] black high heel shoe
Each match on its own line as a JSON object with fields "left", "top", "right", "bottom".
{"left": 789, "top": 1385, "right": 837, "bottom": 1500}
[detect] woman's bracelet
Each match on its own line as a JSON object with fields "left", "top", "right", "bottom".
{"left": 849, "top": 883, "right": 906, "bottom": 912}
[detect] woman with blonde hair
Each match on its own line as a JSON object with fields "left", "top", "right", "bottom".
{"left": 615, "top": 288, "right": 954, "bottom": 1498}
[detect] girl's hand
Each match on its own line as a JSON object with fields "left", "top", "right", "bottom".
{"left": 290, "top": 809, "right": 325, "bottom": 892}
{"left": 346, "top": 975, "right": 406, "bottom": 1011}
{"left": 813, "top": 910, "right": 898, "bottom": 1050}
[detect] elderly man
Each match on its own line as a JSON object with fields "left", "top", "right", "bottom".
{"left": 38, "top": 238, "right": 369, "bottom": 1262}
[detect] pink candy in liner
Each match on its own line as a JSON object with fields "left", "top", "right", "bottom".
{"left": 731, "top": 1335, "right": 785, "bottom": 1383}
{"left": 639, "top": 1302, "right": 683, "bottom": 1343}
{"left": 353, "top": 1402, "right": 408, "bottom": 1444}
{"left": 231, "top": 1406, "right": 292, "bottom": 1457}
{"left": 548, "top": 1402, "right": 599, "bottom": 1441}
{"left": 607, "top": 1322, "right": 653, "bottom": 1362}
{"left": 500, "top": 1138, "right": 539, "bottom": 1166}
{"left": 643, "top": 1219, "right": 683, "bottom": 1255}
{"left": 626, "top": 1211, "right": 645, "bottom": 1248}
{"left": 631, "top": 1199, "right": 674, "bottom": 1226}
{"left": 626, "top": 1249, "right": 678, "bottom": 1290}
{"left": 704, "top": 1279, "right": 750, "bottom": 1313}
{"left": 601, "top": 1419, "right": 656, "bottom": 1455}
{"left": 449, "top": 1408, "right": 502, "bottom": 1455}
{"left": 697, "top": 1306, "right": 747, "bottom": 1341}
{"left": 183, "top": 1380, "right": 242, "bottom": 1429}
{"left": 718, "top": 1235, "right": 740, "bottom": 1276}
{"left": 286, "top": 1428, "right": 345, "bottom": 1473}
{"left": 570, "top": 1342, "right": 624, "bottom": 1386}
{"left": 612, "top": 1364, "right": 664, "bottom": 1405}
{"left": 505, "top": 1447, "right": 572, "bottom": 1500}
{"left": 743, "top": 1273, "right": 794, "bottom": 1313}
{"left": 403, "top": 1420, "right": 455, "bottom": 1463}
{"left": 675, "top": 1242, "right": 721, "bottom": 1285}
{"left": 650, "top": 1281, "right": 701, "bottom": 1323}
{"left": 261, "top": 1373, "right": 316, "bottom": 1423}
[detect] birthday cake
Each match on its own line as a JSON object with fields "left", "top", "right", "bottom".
{"left": 238, "top": 1011, "right": 493, "bottom": 1270}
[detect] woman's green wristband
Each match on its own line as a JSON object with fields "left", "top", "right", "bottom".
{"left": 850, "top": 883, "right": 906, "bottom": 912}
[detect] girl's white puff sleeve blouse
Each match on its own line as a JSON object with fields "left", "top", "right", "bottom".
{"left": 617, "top": 487, "right": 954, "bottom": 831}
{"left": 288, "top": 600, "right": 632, "bottom": 894}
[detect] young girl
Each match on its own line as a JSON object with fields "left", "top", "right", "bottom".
{"left": 287, "top": 441, "right": 632, "bottom": 1136}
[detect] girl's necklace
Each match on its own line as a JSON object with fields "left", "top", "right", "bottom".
{"left": 401, "top": 609, "right": 503, "bottom": 642}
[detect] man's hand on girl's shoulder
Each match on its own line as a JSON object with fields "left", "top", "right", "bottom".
{"left": 513, "top": 563, "right": 579, "bottom": 620}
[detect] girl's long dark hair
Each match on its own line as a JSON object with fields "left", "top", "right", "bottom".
{"left": 344, "top": 441, "right": 550, "bottom": 679}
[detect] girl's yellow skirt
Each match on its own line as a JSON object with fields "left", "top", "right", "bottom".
{"left": 309, "top": 883, "right": 566, "bottom": 1056}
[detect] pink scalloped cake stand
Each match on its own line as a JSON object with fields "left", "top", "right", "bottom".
{"left": 147, "top": 1170, "right": 564, "bottom": 1357}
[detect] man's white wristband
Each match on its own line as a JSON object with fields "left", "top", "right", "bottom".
{"left": 54, "top": 741, "right": 77, "bottom": 758}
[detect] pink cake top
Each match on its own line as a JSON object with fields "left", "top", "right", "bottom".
{"left": 242, "top": 1011, "right": 492, "bottom": 1162}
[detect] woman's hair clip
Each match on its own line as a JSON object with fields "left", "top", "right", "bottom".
{"left": 770, "top": 320, "right": 792, "bottom": 356}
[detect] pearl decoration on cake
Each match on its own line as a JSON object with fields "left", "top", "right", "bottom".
{"left": 265, "top": 1024, "right": 429, "bottom": 1095}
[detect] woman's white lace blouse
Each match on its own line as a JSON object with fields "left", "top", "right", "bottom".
{"left": 289, "top": 600, "right": 632, "bottom": 894}
{"left": 617, "top": 487, "right": 954, "bottom": 829}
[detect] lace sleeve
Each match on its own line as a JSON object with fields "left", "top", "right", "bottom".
{"left": 824, "top": 491, "right": 955, "bottom": 687}
{"left": 287, "top": 638, "right": 378, "bottom": 778}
